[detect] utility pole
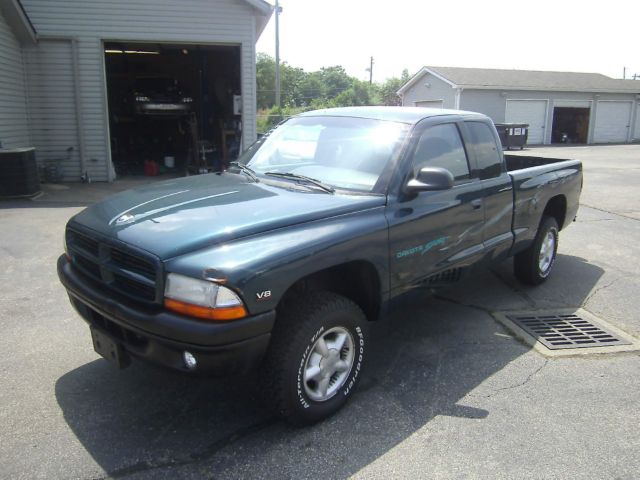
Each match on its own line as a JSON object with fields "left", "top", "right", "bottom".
{"left": 623, "top": 67, "right": 626, "bottom": 79}
{"left": 274, "top": 0, "right": 282, "bottom": 109}
{"left": 368, "top": 56, "right": 374, "bottom": 84}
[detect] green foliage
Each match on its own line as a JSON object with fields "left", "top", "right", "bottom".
{"left": 378, "top": 69, "right": 410, "bottom": 106}
{"left": 256, "top": 55, "right": 411, "bottom": 132}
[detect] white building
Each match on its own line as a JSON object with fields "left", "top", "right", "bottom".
{"left": 398, "top": 66, "right": 640, "bottom": 145}
{"left": 0, "top": 0, "right": 272, "bottom": 181}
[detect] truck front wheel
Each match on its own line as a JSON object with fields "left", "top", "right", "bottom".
{"left": 514, "top": 215, "right": 559, "bottom": 285}
{"left": 259, "top": 291, "right": 368, "bottom": 425}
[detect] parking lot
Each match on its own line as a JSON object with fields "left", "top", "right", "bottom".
{"left": 1, "top": 144, "right": 639, "bottom": 479}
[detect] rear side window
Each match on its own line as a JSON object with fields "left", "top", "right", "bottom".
{"left": 412, "top": 123, "right": 470, "bottom": 181}
{"left": 466, "top": 122, "right": 503, "bottom": 179}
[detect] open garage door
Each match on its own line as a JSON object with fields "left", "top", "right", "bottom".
{"left": 551, "top": 107, "right": 590, "bottom": 144}
{"left": 104, "top": 42, "right": 241, "bottom": 177}
{"left": 594, "top": 101, "right": 632, "bottom": 143}
{"left": 506, "top": 100, "right": 547, "bottom": 144}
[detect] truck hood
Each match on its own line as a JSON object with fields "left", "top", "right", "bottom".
{"left": 70, "top": 173, "right": 385, "bottom": 259}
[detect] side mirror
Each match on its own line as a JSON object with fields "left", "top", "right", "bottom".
{"left": 405, "top": 166, "right": 454, "bottom": 192}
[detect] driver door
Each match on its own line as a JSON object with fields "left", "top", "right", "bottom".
{"left": 387, "top": 121, "right": 486, "bottom": 289}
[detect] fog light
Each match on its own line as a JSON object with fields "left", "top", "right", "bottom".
{"left": 183, "top": 351, "right": 197, "bottom": 370}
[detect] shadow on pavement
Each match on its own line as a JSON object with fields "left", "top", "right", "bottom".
{"left": 55, "top": 254, "right": 603, "bottom": 478}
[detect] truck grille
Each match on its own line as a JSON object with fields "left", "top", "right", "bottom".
{"left": 66, "top": 228, "right": 161, "bottom": 303}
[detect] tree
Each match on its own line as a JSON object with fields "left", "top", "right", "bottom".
{"left": 318, "top": 66, "right": 352, "bottom": 98}
{"left": 256, "top": 53, "right": 309, "bottom": 109}
{"left": 256, "top": 53, "right": 276, "bottom": 110}
{"left": 255, "top": 53, "right": 409, "bottom": 112}
{"left": 379, "top": 69, "right": 410, "bottom": 106}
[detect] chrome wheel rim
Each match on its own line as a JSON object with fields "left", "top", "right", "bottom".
{"left": 539, "top": 230, "right": 556, "bottom": 274}
{"left": 303, "top": 327, "right": 355, "bottom": 402}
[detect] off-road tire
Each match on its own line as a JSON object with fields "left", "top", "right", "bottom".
{"left": 514, "top": 215, "right": 559, "bottom": 285}
{"left": 259, "top": 291, "right": 368, "bottom": 426}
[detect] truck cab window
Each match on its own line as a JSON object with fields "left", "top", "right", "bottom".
{"left": 413, "top": 123, "right": 470, "bottom": 181}
{"left": 466, "top": 122, "right": 503, "bottom": 179}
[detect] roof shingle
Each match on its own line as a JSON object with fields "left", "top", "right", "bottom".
{"left": 405, "top": 66, "right": 640, "bottom": 94}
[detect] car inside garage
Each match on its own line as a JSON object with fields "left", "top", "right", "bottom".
{"left": 104, "top": 42, "right": 242, "bottom": 177}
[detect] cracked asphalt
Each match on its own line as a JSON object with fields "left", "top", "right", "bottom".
{"left": 1, "top": 145, "right": 639, "bottom": 479}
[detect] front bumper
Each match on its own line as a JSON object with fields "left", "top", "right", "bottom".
{"left": 57, "top": 255, "right": 275, "bottom": 375}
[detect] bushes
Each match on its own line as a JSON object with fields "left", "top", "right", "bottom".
{"left": 256, "top": 54, "right": 409, "bottom": 128}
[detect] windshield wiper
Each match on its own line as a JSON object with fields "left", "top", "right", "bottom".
{"left": 229, "top": 161, "right": 259, "bottom": 182}
{"left": 264, "top": 171, "right": 335, "bottom": 194}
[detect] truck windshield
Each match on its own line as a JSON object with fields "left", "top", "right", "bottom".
{"left": 240, "top": 116, "right": 409, "bottom": 192}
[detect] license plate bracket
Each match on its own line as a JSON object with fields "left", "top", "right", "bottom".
{"left": 90, "top": 327, "right": 130, "bottom": 369}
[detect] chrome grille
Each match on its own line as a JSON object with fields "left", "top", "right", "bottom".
{"left": 66, "top": 228, "right": 160, "bottom": 303}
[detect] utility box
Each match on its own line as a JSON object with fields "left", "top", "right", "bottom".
{"left": 494, "top": 123, "right": 529, "bottom": 150}
{"left": 0, "top": 147, "right": 41, "bottom": 198}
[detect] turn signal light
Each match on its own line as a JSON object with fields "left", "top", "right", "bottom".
{"left": 164, "top": 298, "right": 247, "bottom": 321}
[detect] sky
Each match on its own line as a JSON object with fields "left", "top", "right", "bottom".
{"left": 256, "top": 0, "right": 640, "bottom": 83}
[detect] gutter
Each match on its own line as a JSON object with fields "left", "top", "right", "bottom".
{"left": 457, "top": 85, "right": 640, "bottom": 95}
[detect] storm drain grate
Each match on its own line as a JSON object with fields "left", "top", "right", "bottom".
{"left": 507, "top": 313, "right": 631, "bottom": 350}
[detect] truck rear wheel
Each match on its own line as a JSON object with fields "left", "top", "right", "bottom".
{"left": 514, "top": 215, "right": 559, "bottom": 285}
{"left": 259, "top": 291, "right": 368, "bottom": 425}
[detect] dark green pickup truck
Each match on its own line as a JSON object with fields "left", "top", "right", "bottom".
{"left": 58, "top": 107, "right": 582, "bottom": 424}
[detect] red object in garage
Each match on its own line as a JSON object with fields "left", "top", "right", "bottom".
{"left": 144, "top": 160, "right": 159, "bottom": 176}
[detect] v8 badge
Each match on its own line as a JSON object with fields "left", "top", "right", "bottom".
{"left": 256, "top": 290, "right": 272, "bottom": 300}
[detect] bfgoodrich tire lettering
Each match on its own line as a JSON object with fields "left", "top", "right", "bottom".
{"left": 514, "top": 215, "right": 559, "bottom": 285}
{"left": 259, "top": 291, "right": 368, "bottom": 425}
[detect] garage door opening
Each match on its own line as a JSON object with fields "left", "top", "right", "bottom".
{"left": 104, "top": 42, "right": 241, "bottom": 177}
{"left": 551, "top": 107, "right": 590, "bottom": 144}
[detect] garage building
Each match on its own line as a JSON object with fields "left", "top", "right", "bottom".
{"left": 0, "top": 0, "right": 272, "bottom": 181}
{"left": 398, "top": 66, "right": 640, "bottom": 145}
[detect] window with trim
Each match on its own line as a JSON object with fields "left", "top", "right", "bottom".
{"left": 466, "top": 121, "right": 503, "bottom": 179}
{"left": 412, "top": 123, "right": 470, "bottom": 181}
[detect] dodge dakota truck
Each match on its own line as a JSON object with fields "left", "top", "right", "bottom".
{"left": 58, "top": 107, "right": 582, "bottom": 424}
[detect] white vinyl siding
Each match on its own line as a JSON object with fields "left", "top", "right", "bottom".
{"left": 23, "top": 40, "right": 82, "bottom": 181}
{"left": 593, "top": 101, "right": 632, "bottom": 143}
{"left": 0, "top": 9, "right": 30, "bottom": 149}
{"left": 505, "top": 100, "right": 547, "bottom": 144}
{"left": 401, "top": 72, "right": 456, "bottom": 109}
{"left": 20, "top": 0, "right": 260, "bottom": 181}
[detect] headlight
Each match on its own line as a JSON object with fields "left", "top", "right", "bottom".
{"left": 164, "top": 273, "right": 247, "bottom": 321}
{"left": 135, "top": 96, "right": 150, "bottom": 102}
{"left": 181, "top": 97, "right": 193, "bottom": 103}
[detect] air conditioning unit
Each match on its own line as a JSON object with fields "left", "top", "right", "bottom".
{"left": 0, "top": 147, "right": 41, "bottom": 198}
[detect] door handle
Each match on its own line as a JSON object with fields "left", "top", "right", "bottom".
{"left": 471, "top": 199, "right": 483, "bottom": 210}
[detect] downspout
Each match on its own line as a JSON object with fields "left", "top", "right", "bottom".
{"left": 589, "top": 95, "right": 599, "bottom": 144}
{"left": 454, "top": 87, "right": 463, "bottom": 110}
{"left": 70, "top": 38, "right": 88, "bottom": 180}
{"left": 627, "top": 98, "right": 638, "bottom": 143}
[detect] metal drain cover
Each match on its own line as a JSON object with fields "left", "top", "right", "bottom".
{"left": 507, "top": 313, "right": 631, "bottom": 350}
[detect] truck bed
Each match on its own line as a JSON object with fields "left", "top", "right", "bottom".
{"left": 504, "top": 154, "right": 575, "bottom": 172}
{"left": 504, "top": 153, "right": 582, "bottom": 256}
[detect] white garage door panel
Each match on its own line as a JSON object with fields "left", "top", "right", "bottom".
{"left": 506, "top": 100, "right": 547, "bottom": 144}
{"left": 633, "top": 105, "right": 640, "bottom": 141}
{"left": 415, "top": 100, "right": 444, "bottom": 108}
{"left": 594, "top": 101, "right": 632, "bottom": 143}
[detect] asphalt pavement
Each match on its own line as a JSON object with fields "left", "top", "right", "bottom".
{"left": 0, "top": 145, "right": 638, "bottom": 479}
